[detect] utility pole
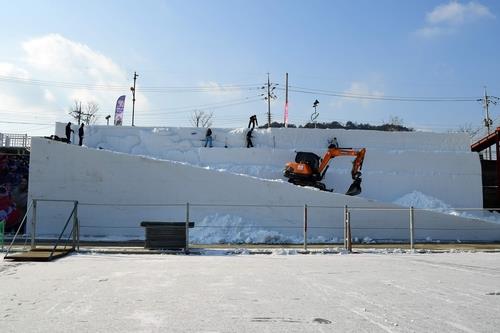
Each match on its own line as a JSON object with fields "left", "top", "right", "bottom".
{"left": 77, "top": 101, "right": 82, "bottom": 125}
{"left": 131, "top": 71, "right": 138, "bottom": 126}
{"left": 264, "top": 73, "right": 277, "bottom": 127}
{"left": 284, "top": 72, "right": 289, "bottom": 128}
{"left": 484, "top": 87, "right": 492, "bottom": 136}
{"left": 480, "top": 87, "right": 499, "bottom": 159}
{"left": 267, "top": 73, "right": 271, "bottom": 127}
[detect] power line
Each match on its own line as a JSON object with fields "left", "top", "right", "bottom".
{"left": 0, "top": 74, "right": 264, "bottom": 93}
{"left": 145, "top": 94, "right": 265, "bottom": 113}
{"left": 0, "top": 74, "right": 488, "bottom": 101}
{"left": 137, "top": 97, "right": 264, "bottom": 118}
{"left": 280, "top": 86, "right": 481, "bottom": 102}
{"left": 0, "top": 120, "right": 54, "bottom": 125}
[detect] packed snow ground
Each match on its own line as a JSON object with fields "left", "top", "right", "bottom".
{"left": 2, "top": 252, "right": 500, "bottom": 332}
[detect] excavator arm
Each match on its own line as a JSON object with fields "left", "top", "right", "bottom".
{"left": 318, "top": 148, "right": 366, "bottom": 179}
{"left": 318, "top": 148, "right": 366, "bottom": 196}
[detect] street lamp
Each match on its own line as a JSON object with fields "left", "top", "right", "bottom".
{"left": 105, "top": 115, "right": 111, "bottom": 126}
{"left": 311, "top": 99, "right": 320, "bottom": 128}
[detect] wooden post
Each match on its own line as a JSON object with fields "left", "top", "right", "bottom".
{"left": 409, "top": 206, "right": 414, "bottom": 250}
{"left": 303, "top": 204, "right": 308, "bottom": 251}
{"left": 185, "top": 202, "right": 190, "bottom": 254}
{"left": 31, "top": 199, "right": 37, "bottom": 249}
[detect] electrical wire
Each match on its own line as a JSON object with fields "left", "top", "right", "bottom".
{"left": 0, "top": 74, "right": 264, "bottom": 93}
{"left": 279, "top": 86, "right": 481, "bottom": 102}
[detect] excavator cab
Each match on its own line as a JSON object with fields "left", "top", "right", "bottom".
{"left": 294, "top": 152, "right": 320, "bottom": 167}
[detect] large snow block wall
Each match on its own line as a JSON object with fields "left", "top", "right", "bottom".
{"left": 56, "top": 123, "right": 483, "bottom": 208}
{"left": 28, "top": 137, "right": 500, "bottom": 242}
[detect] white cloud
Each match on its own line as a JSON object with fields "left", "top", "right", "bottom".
{"left": 415, "top": 26, "right": 453, "bottom": 38}
{"left": 427, "top": 1, "right": 494, "bottom": 25}
{"left": 43, "top": 89, "right": 55, "bottom": 102}
{"left": 22, "top": 33, "right": 125, "bottom": 82}
{"left": 198, "top": 81, "right": 244, "bottom": 98}
{"left": 0, "top": 34, "right": 149, "bottom": 135}
{"left": 416, "top": 1, "right": 494, "bottom": 38}
{"left": 0, "top": 62, "right": 30, "bottom": 78}
{"left": 330, "top": 82, "right": 384, "bottom": 109}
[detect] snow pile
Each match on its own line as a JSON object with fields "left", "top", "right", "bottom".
{"left": 394, "top": 191, "right": 454, "bottom": 212}
{"left": 395, "top": 191, "right": 500, "bottom": 224}
{"left": 190, "top": 213, "right": 342, "bottom": 244}
{"left": 190, "top": 214, "right": 295, "bottom": 244}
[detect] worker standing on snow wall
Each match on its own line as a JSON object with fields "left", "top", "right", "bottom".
{"left": 248, "top": 115, "right": 258, "bottom": 129}
{"left": 328, "top": 137, "right": 339, "bottom": 148}
{"left": 65, "top": 122, "right": 74, "bottom": 144}
{"left": 204, "top": 128, "right": 213, "bottom": 148}
{"left": 246, "top": 129, "right": 254, "bottom": 148}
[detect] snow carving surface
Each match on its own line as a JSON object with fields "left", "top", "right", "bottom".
{"left": 57, "top": 123, "right": 482, "bottom": 208}
{"left": 395, "top": 190, "right": 500, "bottom": 225}
{"left": 27, "top": 123, "right": 499, "bottom": 242}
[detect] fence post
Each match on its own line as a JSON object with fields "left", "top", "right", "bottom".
{"left": 73, "top": 201, "right": 79, "bottom": 252}
{"left": 409, "top": 206, "right": 414, "bottom": 250}
{"left": 31, "top": 199, "right": 37, "bottom": 249}
{"left": 343, "top": 205, "right": 348, "bottom": 249}
{"left": 346, "top": 209, "right": 352, "bottom": 253}
{"left": 185, "top": 202, "right": 190, "bottom": 254}
{"left": 303, "top": 204, "right": 308, "bottom": 251}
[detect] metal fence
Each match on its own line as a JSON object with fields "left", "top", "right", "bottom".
{"left": 13, "top": 199, "right": 500, "bottom": 253}
{"left": 0, "top": 133, "right": 31, "bottom": 148}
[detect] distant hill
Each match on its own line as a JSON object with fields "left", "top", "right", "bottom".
{"left": 260, "top": 121, "right": 413, "bottom": 132}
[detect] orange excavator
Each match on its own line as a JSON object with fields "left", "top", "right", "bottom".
{"left": 283, "top": 147, "right": 366, "bottom": 195}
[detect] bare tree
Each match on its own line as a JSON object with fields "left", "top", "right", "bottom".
{"left": 83, "top": 101, "right": 99, "bottom": 125}
{"left": 68, "top": 100, "right": 99, "bottom": 125}
{"left": 190, "top": 110, "right": 213, "bottom": 128}
{"left": 388, "top": 115, "right": 404, "bottom": 127}
{"left": 454, "top": 123, "right": 481, "bottom": 138}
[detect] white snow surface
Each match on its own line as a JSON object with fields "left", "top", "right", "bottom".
{"left": 25, "top": 123, "right": 499, "bottom": 242}
{"left": 395, "top": 190, "right": 500, "bottom": 225}
{"left": 57, "top": 123, "right": 482, "bottom": 208}
{"left": 2, "top": 252, "right": 500, "bottom": 332}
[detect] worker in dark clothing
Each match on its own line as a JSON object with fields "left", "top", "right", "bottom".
{"left": 78, "top": 123, "right": 84, "bottom": 146}
{"left": 248, "top": 115, "right": 258, "bottom": 129}
{"left": 65, "top": 122, "right": 74, "bottom": 144}
{"left": 204, "top": 128, "right": 213, "bottom": 148}
{"left": 246, "top": 129, "right": 254, "bottom": 148}
{"left": 328, "top": 137, "right": 339, "bottom": 148}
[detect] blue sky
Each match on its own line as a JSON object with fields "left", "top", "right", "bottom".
{"left": 1, "top": 0, "right": 499, "bottom": 136}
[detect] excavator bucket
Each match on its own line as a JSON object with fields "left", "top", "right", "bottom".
{"left": 345, "top": 178, "right": 362, "bottom": 196}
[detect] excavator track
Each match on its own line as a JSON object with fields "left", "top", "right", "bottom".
{"left": 287, "top": 178, "right": 333, "bottom": 192}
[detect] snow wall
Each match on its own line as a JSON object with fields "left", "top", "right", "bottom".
{"left": 57, "top": 123, "right": 482, "bottom": 208}
{"left": 28, "top": 133, "right": 500, "bottom": 243}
